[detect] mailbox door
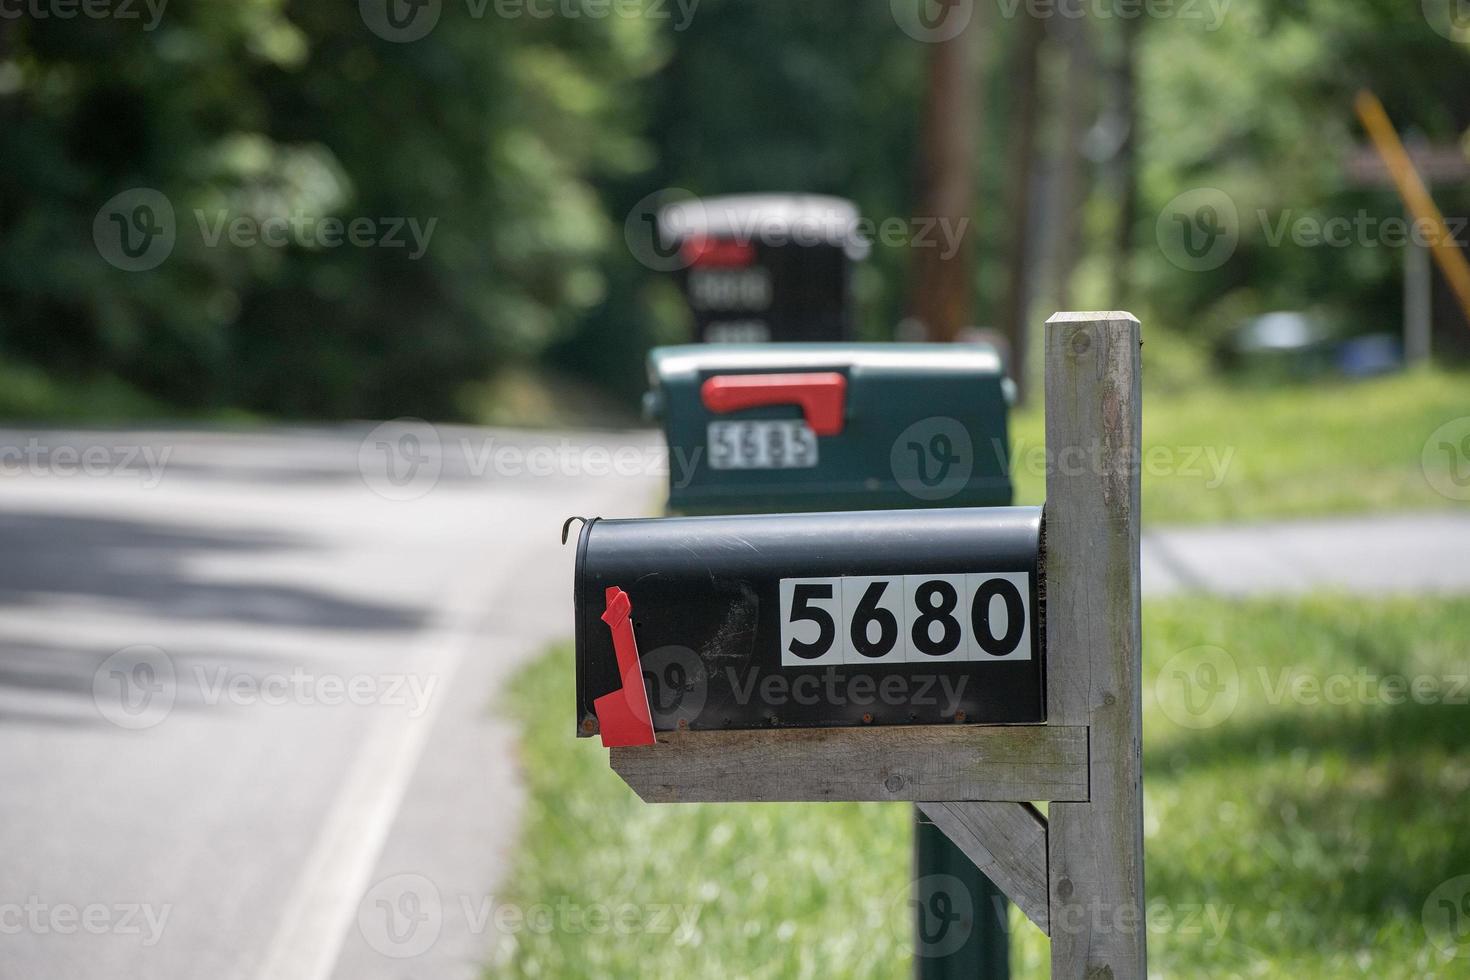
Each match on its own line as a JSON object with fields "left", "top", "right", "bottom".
{"left": 574, "top": 506, "right": 1043, "bottom": 737}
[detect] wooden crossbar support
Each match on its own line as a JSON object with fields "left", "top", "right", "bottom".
{"left": 610, "top": 724, "right": 1089, "bottom": 804}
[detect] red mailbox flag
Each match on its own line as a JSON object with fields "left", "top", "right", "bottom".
{"left": 700, "top": 372, "right": 847, "bottom": 436}
{"left": 592, "top": 587, "right": 656, "bottom": 748}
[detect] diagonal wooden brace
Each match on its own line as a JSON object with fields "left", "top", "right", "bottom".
{"left": 918, "top": 801, "right": 1051, "bottom": 936}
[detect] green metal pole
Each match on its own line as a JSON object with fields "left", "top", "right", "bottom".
{"left": 914, "top": 809, "right": 1009, "bottom": 978}
{"left": 910, "top": 396, "right": 1011, "bottom": 977}
{"left": 914, "top": 395, "right": 1013, "bottom": 979}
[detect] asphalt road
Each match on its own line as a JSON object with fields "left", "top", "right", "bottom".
{"left": 0, "top": 423, "right": 660, "bottom": 980}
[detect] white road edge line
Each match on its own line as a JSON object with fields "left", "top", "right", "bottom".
{"left": 251, "top": 570, "right": 487, "bottom": 980}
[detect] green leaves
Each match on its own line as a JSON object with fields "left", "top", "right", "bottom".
{"left": 1, "top": 1, "right": 658, "bottom": 417}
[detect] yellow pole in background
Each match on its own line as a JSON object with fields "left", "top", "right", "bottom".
{"left": 1354, "top": 89, "right": 1470, "bottom": 331}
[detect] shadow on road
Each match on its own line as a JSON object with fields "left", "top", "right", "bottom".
{"left": 0, "top": 508, "right": 429, "bottom": 727}
{"left": 0, "top": 510, "right": 425, "bottom": 630}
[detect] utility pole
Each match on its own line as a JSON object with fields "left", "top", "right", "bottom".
{"left": 907, "top": 13, "right": 978, "bottom": 342}
{"left": 998, "top": 10, "right": 1047, "bottom": 403}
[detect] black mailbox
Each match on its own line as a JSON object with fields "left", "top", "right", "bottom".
{"left": 574, "top": 506, "right": 1043, "bottom": 744}
{"left": 658, "top": 194, "right": 867, "bottom": 344}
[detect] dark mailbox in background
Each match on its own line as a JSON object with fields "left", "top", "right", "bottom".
{"left": 644, "top": 343, "right": 1015, "bottom": 515}
{"left": 657, "top": 194, "right": 868, "bottom": 344}
{"left": 574, "top": 507, "right": 1043, "bottom": 737}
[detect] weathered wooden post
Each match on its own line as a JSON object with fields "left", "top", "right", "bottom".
{"left": 571, "top": 311, "right": 1147, "bottom": 978}
{"left": 1042, "top": 311, "right": 1146, "bottom": 975}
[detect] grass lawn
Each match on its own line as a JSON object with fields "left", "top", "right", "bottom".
{"left": 7, "top": 353, "right": 1464, "bottom": 530}
{"left": 1008, "top": 367, "right": 1469, "bottom": 524}
{"left": 488, "top": 596, "right": 1470, "bottom": 978}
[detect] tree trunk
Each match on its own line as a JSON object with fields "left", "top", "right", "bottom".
{"left": 1111, "top": 14, "right": 1141, "bottom": 306}
{"left": 907, "top": 20, "right": 978, "bottom": 343}
{"left": 998, "top": 11, "right": 1047, "bottom": 403}
{"left": 1051, "top": 16, "right": 1094, "bottom": 314}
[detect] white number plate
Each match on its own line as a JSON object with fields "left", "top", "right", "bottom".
{"left": 707, "top": 420, "right": 818, "bottom": 470}
{"left": 778, "top": 573, "right": 1032, "bottom": 668}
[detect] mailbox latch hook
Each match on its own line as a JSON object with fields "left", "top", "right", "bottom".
{"left": 561, "top": 515, "right": 600, "bottom": 546}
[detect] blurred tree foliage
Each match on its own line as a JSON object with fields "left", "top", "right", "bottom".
{"left": 0, "top": 0, "right": 663, "bottom": 417}
{"left": 568, "top": 0, "right": 1470, "bottom": 401}
{"left": 1, "top": 0, "right": 1467, "bottom": 419}
{"left": 1121, "top": 0, "right": 1470, "bottom": 352}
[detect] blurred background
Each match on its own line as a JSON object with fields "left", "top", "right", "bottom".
{"left": 3, "top": 1, "right": 1470, "bottom": 978}
{"left": 5, "top": 0, "right": 1469, "bottom": 421}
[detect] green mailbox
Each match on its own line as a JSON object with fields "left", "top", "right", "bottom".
{"left": 645, "top": 343, "right": 1014, "bottom": 515}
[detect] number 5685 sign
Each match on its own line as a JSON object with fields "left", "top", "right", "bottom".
{"left": 778, "top": 573, "right": 1033, "bottom": 668}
